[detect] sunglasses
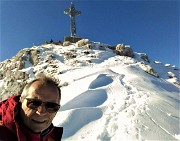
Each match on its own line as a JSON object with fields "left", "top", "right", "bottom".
{"left": 25, "top": 98, "right": 60, "bottom": 113}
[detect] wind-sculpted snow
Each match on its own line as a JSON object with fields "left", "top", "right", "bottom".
{"left": 53, "top": 59, "right": 179, "bottom": 140}
{"left": 0, "top": 43, "right": 179, "bottom": 140}
{"left": 89, "top": 74, "right": 113, "bottom": 89}
{"left": 60, "top": 89, "right": 107, "bottom": 111}
{"left": 54, "top": 107, "right": 103, "bottom": 138}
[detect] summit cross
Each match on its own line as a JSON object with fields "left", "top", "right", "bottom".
{"left": 64, "top": 2, "right": 81, "bottom": 37}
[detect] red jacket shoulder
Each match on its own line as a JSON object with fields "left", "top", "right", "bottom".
{"left": 0, "top": 95, "right": 20, "bottom": 140}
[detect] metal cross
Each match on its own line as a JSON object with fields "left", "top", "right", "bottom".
{"left": 64, "top": 2, "right": 81, "bottom": 37}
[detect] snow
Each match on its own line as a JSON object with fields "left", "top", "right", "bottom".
{"left": 1, "top": 42, "right": 179, "bottom": 140}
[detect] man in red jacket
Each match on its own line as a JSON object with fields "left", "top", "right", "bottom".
{"left": 0, "top": 74, "right": 63, "bottom": 141}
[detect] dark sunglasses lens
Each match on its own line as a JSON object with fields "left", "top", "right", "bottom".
{"left": 27, "top": 99, "right": 42, "bottom": 110}
{"left": 45, "top": 103, "right": 60, "bottom": 112}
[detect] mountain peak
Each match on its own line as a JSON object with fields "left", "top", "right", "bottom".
{"left": 0, "top": 39, "right": 179, "bottom": 100}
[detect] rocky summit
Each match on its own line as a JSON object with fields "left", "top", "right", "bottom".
{"left": 0, "top": 39, "right": 179, "bottom": 101}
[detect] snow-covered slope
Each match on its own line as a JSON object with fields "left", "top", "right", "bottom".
{"left": 0, "top": 41, "right": 179, "bottom": 140}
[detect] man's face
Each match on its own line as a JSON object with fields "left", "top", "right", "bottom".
{"left": 20, "top": 80, "right": 60, "bottom": 133}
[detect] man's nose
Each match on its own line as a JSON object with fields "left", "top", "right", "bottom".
{"left": 36, "top": 105, "right": 47, "bottom": 115}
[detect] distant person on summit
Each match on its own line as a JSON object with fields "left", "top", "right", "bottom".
{"left": 50, "top": 39, "right": 54, "bottom": 43}
{"left": 0, "top": 73, "right": 63, "bottom": 141}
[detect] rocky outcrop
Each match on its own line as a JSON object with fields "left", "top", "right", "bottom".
{"left": 0, "top": 48, "right": 41, "bottom": 101}
{"left": 29, "top": 49, "right": 40, "bottom": 66}
{"left": 139, "top": 62, "right": 159, "bottom": 77}
{"left": 0, "top": 68, "right": 29, "bottom": 101}
{"left": 76, "top": 39, "right": 91, "bottom": 48}
{"left": 13, "top": 48, "right": 40, "bottom": 66}
{"left": 115, "top": 44, "right": 134, "bottom": 57}
{"left": 140, "top": 54, "right": 150, "bottom": 63}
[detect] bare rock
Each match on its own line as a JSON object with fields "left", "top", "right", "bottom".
{"left": 139, "top": 62, "right": 159, "bottom": 77}
{"left": 116, "top": 44, "right": 134, "bottom": 57}
{"left": 29, "top": 49, "right": 40, "bottom": 66}
{"left": 63, "top": 41, "right": 72, "bottom": 46}
{"left": 76, "top": 39, "right": 90, "bottom": 47}
{"left": 140, "top": 54, "right": 150, "bottom": 63}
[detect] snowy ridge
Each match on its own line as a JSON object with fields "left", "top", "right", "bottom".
{"left": 0, "top": 41, "right": 179, "bottom": 140}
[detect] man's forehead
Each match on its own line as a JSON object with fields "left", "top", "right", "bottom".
{"left": 27, "top": 84, "right": 59, "bottom": 102}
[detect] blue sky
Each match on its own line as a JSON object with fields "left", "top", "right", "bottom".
{"left": 1, "top": 0, "right": 179, "bottom": 67}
